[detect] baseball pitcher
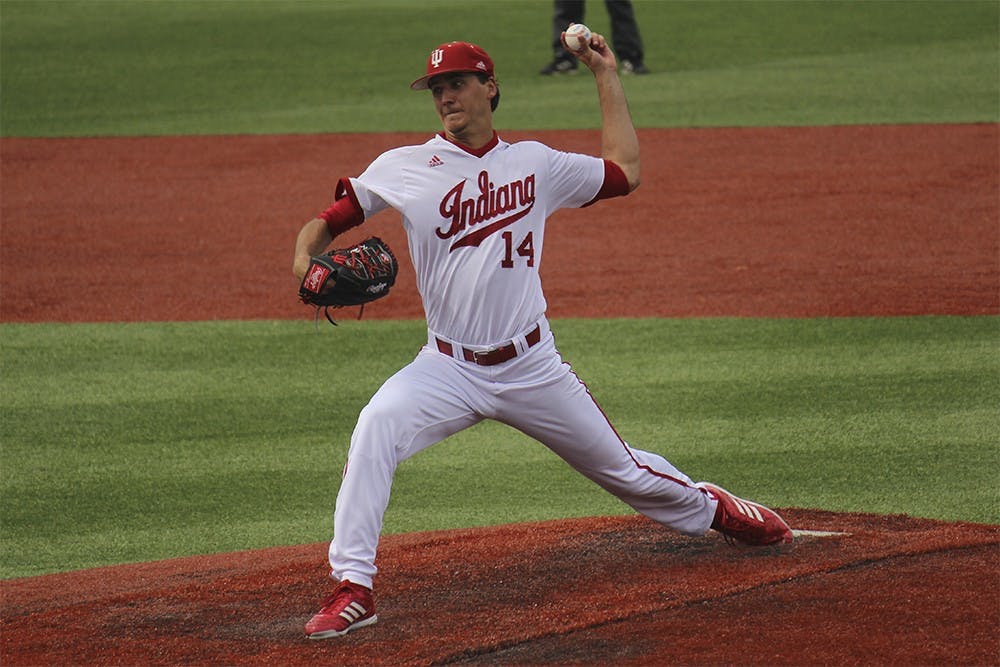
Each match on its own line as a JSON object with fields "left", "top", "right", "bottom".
{"left": 293, "top": 32, "right": 793, "bottom": 640}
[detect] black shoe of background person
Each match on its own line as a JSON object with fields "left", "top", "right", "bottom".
{"left": 539, "top": 55, "right": 579, "bottom": 75}
{"left": 621, "top": 59, "right": 650, "bottom": 75}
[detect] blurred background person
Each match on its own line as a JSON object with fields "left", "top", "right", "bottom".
{"left": 540, "top": 0, "right": 650, "bottom": 75}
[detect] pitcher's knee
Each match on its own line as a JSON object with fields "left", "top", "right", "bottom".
{"left": 350, "top": 399, "right": 412, "bottom": 464}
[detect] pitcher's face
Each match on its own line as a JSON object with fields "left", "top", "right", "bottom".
{"left": 430, "top": 73, "right": 496, "bottom": 141}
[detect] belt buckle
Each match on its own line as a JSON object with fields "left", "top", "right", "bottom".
{"left": 472, "top": 347, "right": 496, "bottom": 363}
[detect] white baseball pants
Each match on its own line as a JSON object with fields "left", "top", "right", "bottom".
{"left": 328, "top": 319, "right": 716, "bottom": 589}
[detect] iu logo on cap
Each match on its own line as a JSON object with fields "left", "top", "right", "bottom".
{"left": 430, "top": 48, "right": 444, "bottom": 69}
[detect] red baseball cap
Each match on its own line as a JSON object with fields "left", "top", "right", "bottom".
{"left": 410, "top": 42, "right": 495, "bottom": 90}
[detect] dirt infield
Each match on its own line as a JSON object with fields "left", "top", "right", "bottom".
{"left": 1, "top": 124, "right": 998, "bottom": 664}
{"left": 2, "top": 512, "right": 998, "bottom": 665}
{"left": 1, "top": 124, "right": 997, "bottom": 322}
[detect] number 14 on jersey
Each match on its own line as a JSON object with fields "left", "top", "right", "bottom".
{"left": 501, "top": 230, "right": 535, "bottom": 268}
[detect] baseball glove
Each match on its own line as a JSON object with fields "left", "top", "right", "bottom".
{"left": 299, "top": 237, "right": 398, "bottom": 324}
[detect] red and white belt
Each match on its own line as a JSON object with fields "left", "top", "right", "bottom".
{"left": 435, "top": 324, "right": 542, "bottom": 367}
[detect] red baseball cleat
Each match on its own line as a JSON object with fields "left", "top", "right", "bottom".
{"left": 305, "top": 580, "right": 378, "bottom": 639}
{"left": 698, "top": 483, "right": 794, "bottom": 547}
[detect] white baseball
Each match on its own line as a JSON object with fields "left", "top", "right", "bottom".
{"left": 563, "top": 23, "right": 592, "bottom": 52}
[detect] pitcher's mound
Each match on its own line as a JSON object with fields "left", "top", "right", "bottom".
{"left": 3, "top": 510, "right": 998, "bottom": 665}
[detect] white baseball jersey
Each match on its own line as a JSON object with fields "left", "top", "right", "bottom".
{"left": 346, "top": 132, "right": 604, "bottom": 346}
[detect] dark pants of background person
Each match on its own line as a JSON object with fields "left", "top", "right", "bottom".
{"left": 550, "top": 0, "right": 645, "bottom": 65}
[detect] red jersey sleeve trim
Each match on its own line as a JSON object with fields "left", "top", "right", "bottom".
{"left": 320, "top": 178, "right": 365, "bottom": 238}
{"left": 334, "top": 177, "right": 359, "bottom": 206}
{"left": 583, "top": 160, "right": 630, "bottom": 208}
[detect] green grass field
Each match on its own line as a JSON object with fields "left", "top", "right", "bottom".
{"left": 2, "top": 317, "right": 997, "bottom": 578}
{"left": 1, "top": 0, "right": 998, "bottom": 578}
{"left": 1, "top": 0, "right": 996, "bottom": 136}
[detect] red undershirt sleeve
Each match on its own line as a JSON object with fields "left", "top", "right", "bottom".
{"left": 319, "top": 177, "right": 365, "bottom": 238}
{"left": 583, "top": 159, "right": 631, "bottom": 207}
